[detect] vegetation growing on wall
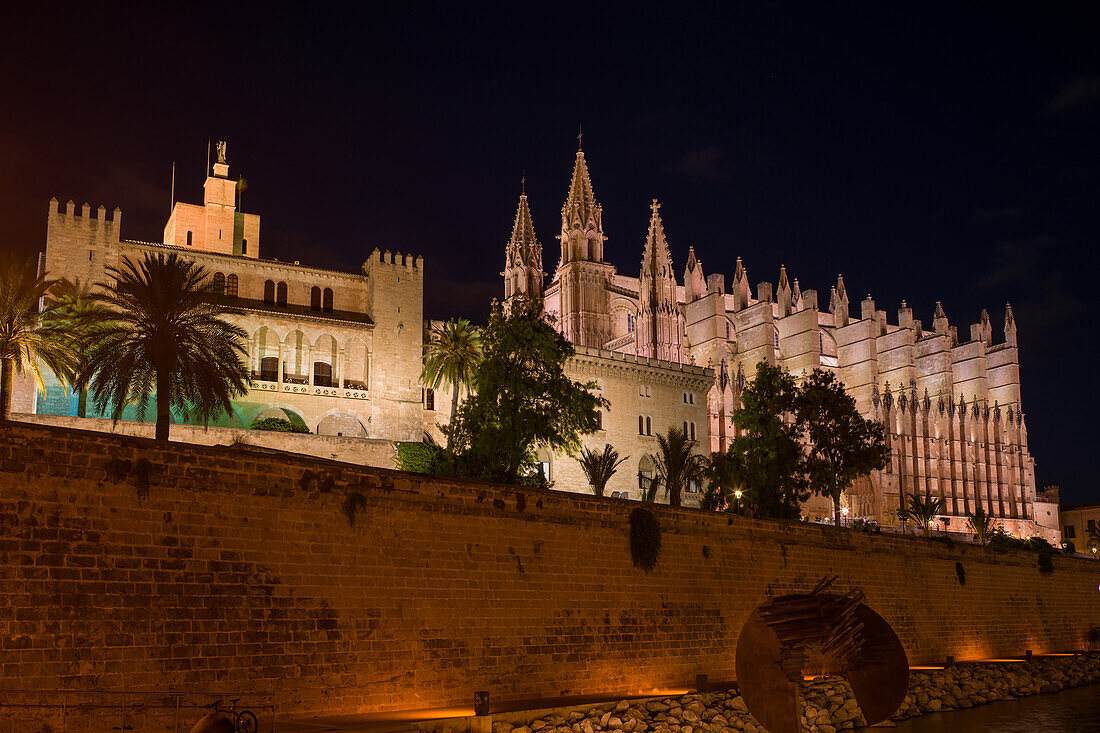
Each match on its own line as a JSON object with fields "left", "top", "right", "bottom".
{"left": 629, "top": 507, "right": 662, "bottom": 572}
{"left": 250, "top": 417, "right": 310, "bottom": 433}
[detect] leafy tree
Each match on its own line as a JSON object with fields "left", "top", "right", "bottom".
{"left": 86, "top": 253, "right": 250, "bottom": 441}
{"left": 898, "top": 493, "right": 947, "bottom": 537}
{"left": 578, "top": 444, "right": 628, "bottom": 497}
{"left": 795, "top": 369, "right": 890, "bottom": 526}
{"left": 444, "top": 296, "right": 606, "bottom": 484}
{"left": 652, "top": 425, "right": 707, "bottom": 508}
{"left": 422, "top": 318, "right": 483, "bottom": 430}
{"left": 727, "top": 362, "right": 808, "bottom": 518}
{"left": 965, "top": 506, "right": 996, "bottom": 545}
{"left": 0, "top": 256, "right": 76, "bottom": 421}
{"left": 701, "top": 450, "right": 747, "bottom": 512}
{"left": 44, "top": 278, "right": 112, "bottom": 418}
{"left": 249, "top": 417, "right": 310, "bottom": 433}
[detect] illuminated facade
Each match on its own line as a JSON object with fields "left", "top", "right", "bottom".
{"left": 505, "top": 144, "right": 1051, "bottom": 540}
{"left": 33, "top": 150, "right": 425, "bottom": 441}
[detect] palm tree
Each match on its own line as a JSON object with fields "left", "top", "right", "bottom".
{"left": 578, "top": 444, "right": 629, "bottom": 497}
{"left": 0, "top": 257, "right": 76, "bottom": 421}
{"left": 899, "top": 493, "right": 947, "bottom": 538}
{"left": 85, "top": 253, "right": 250, "bottom": 441}
{"left": 652, "top": 425, "right": 707, "bottom": 508}
{"left": 44, "top": 278, "right": 111, "bottom": 418}
{"left": 422, "top": 318, "right": 483, "bottom": 430}
{"left": 965, "top": 506, "right": 996, "bottom": 545}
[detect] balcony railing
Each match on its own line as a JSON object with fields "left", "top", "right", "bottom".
{"left": 248, "top": 379, "right": 368, "bottom": 400}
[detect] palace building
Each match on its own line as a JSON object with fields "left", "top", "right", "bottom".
{"left": 30, "top": 146, "right": 425, "bottom": 441}
{"left": 503, "top": 143, "right": 1052, "bottom": 539}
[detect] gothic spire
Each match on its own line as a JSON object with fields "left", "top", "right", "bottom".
{"left": 562, "top": 147, "right": 600, "bottom": 229}
{"left": 641, "top": 199, "right": 674, "bottom": 277}
{"left": 509, "top": 189, "right": 539, "bottom": 256}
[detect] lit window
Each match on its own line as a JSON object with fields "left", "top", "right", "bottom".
{"left": 425, "top": 388, "right": 435, "bottom": 411}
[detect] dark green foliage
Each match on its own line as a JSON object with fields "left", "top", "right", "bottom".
{"left": 422, "top": 318, "right": 483, "bottom": 431}
{"left": 898, "top": 493, "right": 947, "bottom": 537}
{"left": 44, "top": 278, "right": 112, "bottom": 418}
{"left": 0, "top": 256, "right": 77, "bottom": 421}
{"left": 965, "top": 507, "right": 996, "bottom": 545}
{"left": 701, "top": 448, "right": 746, "bottom": 512}
{"left": 987, "top": 528, "right": 1028, "bottom": 552}
{"left": 578, "top": 444, "right": 629, "bottom": 497}
{"left": 641, "top": 475, "right": 661, "bottom": 503}
{"left": 652, "top": 426, "right": 707, "bottom": 507}
{"left": 629, "top": 507, "right": 661, "bottom": 572}
{"left": 85, "top": 253, "right": 250, "bottom": 441}
{"left": 796, "top": 369, "right": 890, "bottom": 525}
{"left": 395, "top": 439, "right": 444, "bottom": 474}
{"left": 250, "top": 417, "right": 310, "bottom": 433}
{"left": 444, "top": 297, "right": 606, "bottom": 484}
{"left": 955, "top": 561, "right": 966, "bottom": 585}
{"left": 342, "top": 492, "right": 368, "bottom": 526}
{"left": 1063, "top": 540, "right": 1076, "bottom": 555}
{"left": 726, "top": 363, "right": 808, "bottom": 519}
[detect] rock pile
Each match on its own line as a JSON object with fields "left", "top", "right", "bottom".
{"left": 477, "top": 653, "right": 1100, "bottom": 733}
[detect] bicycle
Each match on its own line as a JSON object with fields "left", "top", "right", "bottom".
{"left": 206, "top": 697, "right": 259, "bottom": 733}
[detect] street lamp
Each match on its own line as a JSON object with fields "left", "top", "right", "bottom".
{"left": 734, "top": 489, "right": 743, "bottom": 515}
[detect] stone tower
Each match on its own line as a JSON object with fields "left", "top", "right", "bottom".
{"left": 636, "top": 200, "right": 684, "bottom": 362}
{"left": 557, "top": 144, "right": 614, "bottom": 347}
{"left": 503, "top": 183, "right": 543, "bottom": 309}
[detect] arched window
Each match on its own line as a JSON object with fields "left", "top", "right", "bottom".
{"left": 639, "top": 415, "right": 645, "bottom": 435}
{"left": 259, "top": 356, "right": 279, "bottom": 382}
{"left": 276, "top": 281, "right": 288, "bottom": 306}
{"left": 310, "top": 286, "right": 322, "bottom": 311}
{"left": 313, "top": 362, "right": 333, "bottom": 387}
{"left": 627, "top": 313, "right": 635, "bottom": 333}
{"left": 323, "top": 288, "right": 333, "bottom": 312}
{"left": 425, "top": 388, "right": 435, "bottom": 411}
{"left": 683, "top": 421, "right": 689, "bottom": 435}
{"left": 263, "top": 280, "right": 275, "bottom": 304}
{"left": 241, "top": 238, "right": 248, "bottom": 255}
{"left": 212, "top": 272, "right": 225, "bottom": 295}
{"left": 535, "top": 447, "right": 552, "bottom": 482}
{"left": 596, "top": 411, "right": 602, "bottom": 430}
{"left": 226, "top": 274, "right": 238, "bottom": 297}
{"left": 690, "top": 422, "right": 696, "bottom": 441}
{"left": 773, "top": 327, "right": 780, "bottom": 350}
{"left": 638, "top": 455, "right": 655, "bottom": 490}
{"left": 726, "top": 321, "right": 731, "bottom": 340}
{"left": 645, "top": 417, "right": 652, "bottom": 435}
{"left": 186, "top": 231, "right": 192, "bottom": 246}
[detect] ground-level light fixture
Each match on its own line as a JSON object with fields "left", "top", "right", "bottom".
{"left": 474, "top": 691, "right": 490, "bottom": 716}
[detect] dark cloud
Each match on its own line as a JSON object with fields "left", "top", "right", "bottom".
{"left": 1044, "top": 76, "right": 1100, "bottom": 114}
{"left": 662, "top": 148, "right": 727, "bottom": 183}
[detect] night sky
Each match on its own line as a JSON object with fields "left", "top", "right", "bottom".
{"left": 3, "top": 4, "right": 1097, "bottom": 503}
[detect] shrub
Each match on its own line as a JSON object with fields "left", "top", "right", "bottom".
{"left": 395, "top": 440, "right": 444, "bottom": 474}
{"left": 1062, "top": 540, "right": 1076, "bottom": 555}
{"left": 249, "top": 417, "right": 309, "bottom": 433}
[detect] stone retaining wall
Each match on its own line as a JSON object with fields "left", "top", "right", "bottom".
{"left": 1, "top": 421, "right": 1099, "bottom": 728}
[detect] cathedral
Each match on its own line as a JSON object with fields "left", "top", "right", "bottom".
{"left": 503, "top": 142, "right": 1057, "bottom": 540}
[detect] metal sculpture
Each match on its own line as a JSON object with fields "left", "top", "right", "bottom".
{"left": 734, "top": 576, "right": 909, "bottom": 733}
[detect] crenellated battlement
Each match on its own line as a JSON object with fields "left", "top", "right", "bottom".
{"left": 48, "top": 197, "right": 123, "bottom": 231}
{"left": 364, "top": 247, "right": 424, "bottom": 273}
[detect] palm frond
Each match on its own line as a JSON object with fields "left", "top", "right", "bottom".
{"left": 578, "top": 444, "right": 629, "bottom": 497}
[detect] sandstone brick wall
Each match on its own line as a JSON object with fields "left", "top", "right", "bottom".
{"left": 1, "top": 422, "right": 1097, "bottom": 725}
